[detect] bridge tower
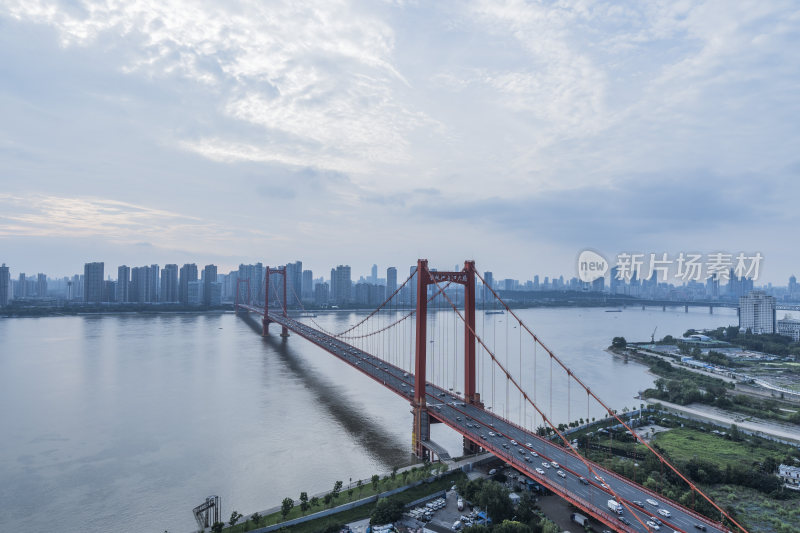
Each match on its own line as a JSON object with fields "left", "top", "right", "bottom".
{"left": 234, "top": 278, "right": 251, "bottom": 316}
{"left": 263, "top": 266, "right": 289, "bottom": 337}
{"left": 412, "top": 259, "right": 480, "bottom": 458}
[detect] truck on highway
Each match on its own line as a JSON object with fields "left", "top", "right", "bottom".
{"left": 570, "top": 512, "right": 589, "bottom": 526}
{"left": 607, "top": 499, "right": 623, "bottom": 514}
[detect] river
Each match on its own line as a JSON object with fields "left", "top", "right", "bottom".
{"left": 0, "top": 306, "right": 738, "bottom": 533}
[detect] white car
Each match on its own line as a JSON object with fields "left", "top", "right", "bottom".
{"left": 542, "top": 462, "right": 551, "bottom": 469}
{"left": 551, "top": 461, "right": 559, "bottom": 468}
{"left": 488, "top": 432, "right": 495, "bottom": 437}
{"left": 658, "top": 509, "right": 671, "bottom": 517}
{"left": 556, "top": 470, "right": 566, "bottom": 478}
{"left": 526, "top": 442, "right": 534, "bottom": 448}
{"left": 647, "top": 498, "right": 659, "bottom": 506}
{"left": 510, "top": 440, "right": 517, "bottom": 445}
{"left": 535, "top": 467, "right": 545, "bottom": 475}
{"left": 646, "top": 521, "right": 661, "bottom": 531}
{"left": 531, "top": 451, "right": 538, "bottom": 457}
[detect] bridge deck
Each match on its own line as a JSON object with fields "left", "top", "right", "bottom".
{"left": 242, "top": 306, "right": 727, "bottom": 533}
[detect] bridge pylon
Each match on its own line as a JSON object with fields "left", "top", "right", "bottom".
{"left": 263, "top": 266, "right": 289, "bottom": 337}
{"left": 412, "top": 258, "right": 481, "bottom": 458}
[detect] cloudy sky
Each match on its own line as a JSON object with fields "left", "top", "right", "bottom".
{"left": 1, "top": 0, "right": 798, "bottom": 283}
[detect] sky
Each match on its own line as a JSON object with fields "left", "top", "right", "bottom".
{"left": 1, "top": 0, "right": 799, "bottom": 284}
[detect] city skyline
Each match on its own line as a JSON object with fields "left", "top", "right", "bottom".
{"left": 1, "top": 2, "right": 799, "bottom": 283}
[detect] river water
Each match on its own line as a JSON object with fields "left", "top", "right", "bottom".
{"left": 0, "top": 306, "right": 738, "bottom": 533}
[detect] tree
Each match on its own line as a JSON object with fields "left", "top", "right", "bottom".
{"left": 310, "top": 496, "right": 320, "bottom": 508}
{"left": 211, "top": 522, "right": 224, "bottom": 533}
{"left": 370, "top": 497, "right": 404, "bottom": 525}
{"left": 332, "top": 480, "right": 343, "bottom": 498}
{"left": 391, "top": 466, "right": 398, "bottom": 481}
{"left": 300, "top": 491, "right": 309, "bottom": 514}
{"left": 612, "top": 336, "right": 627, "bottom": 349}
{"left": 251, "top": 512, "right": 262, "bottom": 527}
{"left": 281, "top": 497, "right": 294, "bottom": 519}
{"left": 371, "top": 474, "right": 380, "bottom": 490}
{"left": 229, "top": 510, "right": 243, "bottom": 527}
{"left": 476, "top": 480, "right": 514, "bottom": 523}
{"left": 323, "top": 493, "right": 333, "bottom": 506}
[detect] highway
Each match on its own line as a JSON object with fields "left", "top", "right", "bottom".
{"left": 246, "top": 307, "right": 728, "bottom": 533}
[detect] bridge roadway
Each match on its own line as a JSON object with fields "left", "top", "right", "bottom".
{"left": 246, "top": 307, "right": 727, "bottom": 533}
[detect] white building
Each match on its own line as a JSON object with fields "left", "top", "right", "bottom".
{"left": 739, "top": 291, "right": 776, "bottom": 334}
{"left": 778, "top": 464, "right": 800, "bottom": 489}
{"left": 777, "top": 317, "right": 800, "bottom": 342}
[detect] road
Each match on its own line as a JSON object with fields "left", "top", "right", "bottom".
{"left": 246, "top": 307, "right": 728, "bottom": 533}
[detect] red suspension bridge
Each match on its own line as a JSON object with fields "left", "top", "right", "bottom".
{"left": 235, "top": 259, "right": 745, "bottom": 533}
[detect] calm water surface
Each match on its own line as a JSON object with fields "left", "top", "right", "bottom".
{"left": 0, "top": 307, "right": 738, "bottom": 533}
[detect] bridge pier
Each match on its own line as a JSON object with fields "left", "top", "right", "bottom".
{"left": 662, "top": 305, "right": 666, "bottom": 311}
{"left": 685, "top": 305, "right": 689, "bottom": 313}
{"left": 412, "top": 404, "right": 431, "bottom": 460}
{"left": 709, "top": 306, "right": 714, "bottom": 314}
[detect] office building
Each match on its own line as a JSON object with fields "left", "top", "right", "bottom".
{"left": 117, "top": 265, "right": 130, "bottom": 303}
{"left": 739, "top": 291, "right": 776, "bottom": 334}
{"left": 777, "top": 317, "right": 800, "bottom": 342}
{"left": 149, "top": 264, "right": 160, "bottom": 302}
{"left": 83, "top": 262, "right": 104, "bottom": 303}
{"left": 187, "top": 280, "right": 203, "bottom": 305}
{"left": 179, "top": 263, "right": 198, "bottom": 304}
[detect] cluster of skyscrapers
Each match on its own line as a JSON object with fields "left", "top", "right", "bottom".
{"left": 2, "top": 261, "right": 800, "bottom": 312}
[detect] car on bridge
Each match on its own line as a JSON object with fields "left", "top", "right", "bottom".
{"left": 541, "top": 462, "right": 550, "bottom": 469}
{"left": 535, "top": 467, "right": 545, "bottom": 475}
{"left": 658, "top": 509, "right": 671, "bottom": 517}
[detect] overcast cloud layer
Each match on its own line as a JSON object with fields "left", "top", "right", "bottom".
{"left": 1, "top": 0, "right": 798, "bottom": 282}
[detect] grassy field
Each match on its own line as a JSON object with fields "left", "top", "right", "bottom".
{"left": 652, "top": 427, "right": 787, "bottom": 467}
{"left": 709, "top": 485, "right": 800, "bottom": 533}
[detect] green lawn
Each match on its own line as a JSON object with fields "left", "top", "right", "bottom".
{"left": 652, "top": 427, "right": 785, "bottom": 467}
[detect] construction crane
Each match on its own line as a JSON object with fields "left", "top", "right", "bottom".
{"left": 651, "top": 326, "right": 658, "bottom": 344}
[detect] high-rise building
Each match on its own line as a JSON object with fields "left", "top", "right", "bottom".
{"left": 314, "top": 282, "right": 329, "bottom": 305}
{"left": 739, "top": 291, "right": 776, "bottom": 334}
{"left": 386, "top": 267, "right": 397, "bottom": 298}
{"left": 16, "top": 273, "right": 27, "bottom": 298}
{"left": 117, "top": 265, "right": 130, "bottom": 303}
{"left": 331, "top": 265, "right": 352, "bottom": 305}
{"left": 203, "top": 264, "right": 217, "bottom": 305}
{"left": 36, "top": 273, "right": 47, "bottom": 297}
{"left": 370, "top": 264, "right": 378, "bottom": 283}
{"left": 149, "top": 265, "right": 160, "bottom": 302}
{"left": 0, "top": 264, "right": 10, "bottom": 307}
{"left": 483, "top": 271, "right": 494, "bottom": 303}
{"left": 130, "top": 266, "right": 157, "bottom": 303}
{"left": 302, "top": 269, "right": 313, "bottom": 302}
{"left": 161, "top": 264, "right": 179, "bottom": 303}
{"left": 179, "top": 264, "right": 198, "bottom": 304}
{"left": 789, "top": 275, "right": 798, "bottom": 300}
{"left": 83, "top": 262, "right": 104, "bottom": 303}
{"left": 285, "top": 261, "right": 303, "bottom": 305}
